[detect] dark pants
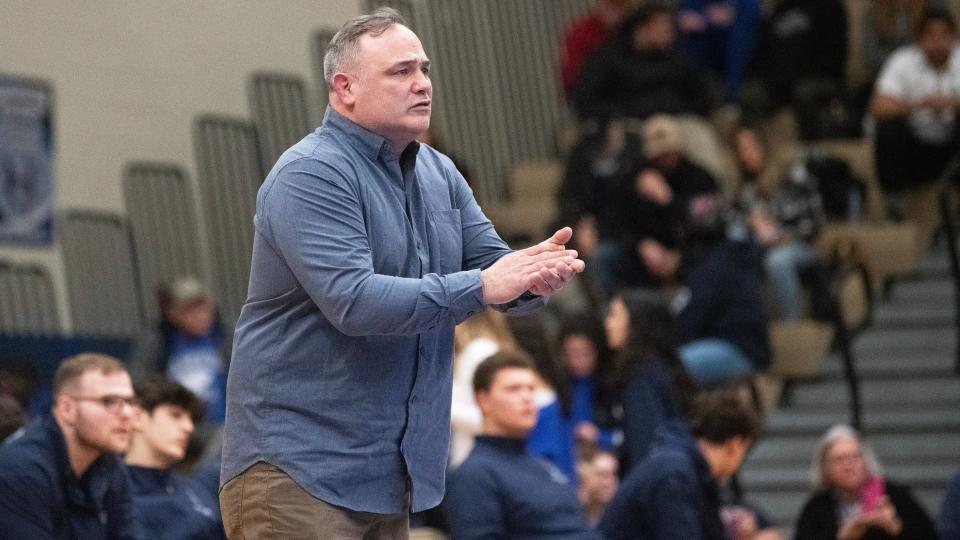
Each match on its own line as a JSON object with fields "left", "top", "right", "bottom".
{"left": 220, "top": 461, "right": 410, "bottom": 540}
{"left": 875, "top": 117, "right": 959, "bottom": 192}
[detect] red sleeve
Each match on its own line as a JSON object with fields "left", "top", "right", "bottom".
{"left": 560, "top": 16, "right": 608, "bottom": 97}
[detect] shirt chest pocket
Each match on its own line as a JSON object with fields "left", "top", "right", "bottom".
{"left": 428, "top": 209, "right": 463, "bottom": 275}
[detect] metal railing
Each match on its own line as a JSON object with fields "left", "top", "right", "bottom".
{"left": 934, "top": 154, "right": 960, "bottom": 376}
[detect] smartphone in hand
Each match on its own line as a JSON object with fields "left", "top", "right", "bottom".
{"left": 862, "top": 476, "right": 886, "bottom": 512}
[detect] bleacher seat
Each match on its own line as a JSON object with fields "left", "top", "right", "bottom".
{"left": 483, "top": 160, "right": 562, "bottom": 244}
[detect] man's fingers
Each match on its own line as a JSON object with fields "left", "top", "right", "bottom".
{"left": 554, "top": 261, "right": 575, "bottom": 282}
{"left": 569, "top": 259, "right": 586, "bottom": 273}
{"left": 527, "top": 271, "right": 552, "bottom": 296}
{"left": 524, "top": 249, "right": 578, "bottom": 267}
{"left": 539, "top": 267, "right": 564, "bottom": 290}
{"left": 522, "top": 241, "right": 566, "bottom": 256}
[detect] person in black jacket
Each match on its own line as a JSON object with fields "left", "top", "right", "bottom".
{"left": 574, "top": 4, "right": 713, "bottom": 121}
{"left": 630, "top": 115, "right": 719, "bottom": 287}
{"left": 795, "top": 424, "right": 937, "bottom": 540}
{"left": 744, "top": 0, "right": 849, "bottom": 140}
{"left": 598, "top": 391, "right": 762, "bottom": 540}
{"left": 558, "top": 117, "right": 646, "bottom": 297}
{"left": 0, "top": 353, "right": 141, "bottom": 540}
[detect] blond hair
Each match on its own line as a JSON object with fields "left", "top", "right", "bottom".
{"left": 53, "top": 353, "right": 127, "bottom": 397}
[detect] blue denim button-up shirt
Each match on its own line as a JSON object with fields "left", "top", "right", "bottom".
{"left": 221, "top": 107, "right": 543, "bottom": 514}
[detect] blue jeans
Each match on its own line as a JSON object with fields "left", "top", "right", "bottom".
{"left": 764, "top": 241, "right": 819, "bottom": 321}
{"left": 680, "top": 339, "right": 755, "bottom": 387}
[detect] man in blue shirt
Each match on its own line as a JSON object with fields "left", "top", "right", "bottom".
{"left": 219, "top": 7, "right": 585, "bottom": 539}
{"left": 126, "top": 376, "right": 225, "bottom": 540}
{"left": 0, "top": 353, "right": 141, "bottom": 539}
{"left": 445, "top": 351, "right": 601, "bottom": 539}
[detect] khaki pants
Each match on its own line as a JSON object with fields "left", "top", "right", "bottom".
{"left": 220, "top": 461, "right": 409, "bottom": 540}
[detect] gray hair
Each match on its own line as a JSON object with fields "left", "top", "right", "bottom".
{"left": 809, "top": 424, "right": 883, "bottom": 490}
{"left": 323, "top": 7, "right": 408, "bottom": 87}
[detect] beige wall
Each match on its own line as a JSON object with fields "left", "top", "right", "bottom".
{"left": 1, "top": 1, "right": 360, "bottom": 330}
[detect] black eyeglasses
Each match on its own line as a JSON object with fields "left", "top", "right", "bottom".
{"left": 70, "top": 395, "right": 140, "bottom": 414}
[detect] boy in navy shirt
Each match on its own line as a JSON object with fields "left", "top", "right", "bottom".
{"left": 445, "top": 351, "right": 601, "bottom": 539}
{"left": 125, "top": 376, "right": 225, "bottom": 540}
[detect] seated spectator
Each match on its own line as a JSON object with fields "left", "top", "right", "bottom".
{"left": 744, "top": 0, "right": 849, "bottom": 140}
{"left": 676, "top": 0, "right": 762, "bottom": 104}
{"left": 445, "top": 351, "right": 601, "bottom": 539}
{"left": 604, "top": 289, "right": 696, "bottom": 473}
{"left": 126, "top": 376, "right": 225, "bottom": 540}
{"left": 0, "top": 356, "right": 47, "bottom": 417}
{"left": 561, "top": 0, "right": 635, "bottom": 98}
{"left": 675, "top": 195, "right": 771, "bottom": 386}
{"left": 528, "top": 315, "right": 616, "bottom": 481}
{"left": 732, "top": 125, "right": 828, "bottom": 321}
{"left": 574, "top": 4, "right": 713, "bottom": 121}
{"left": 871, "top": 8, "right": 960, "bottom": 195}
{"left": 598, "top": 391, "right": 762, "bottom": 540}
{"left": 795, "top": 425, "right": 937, "bottom": 540}
{"left": 941, "top": 470, "right": 960, "bottom": 540}
{"left": 558, "top": 315, "right": 615, "bottom": 451}
{"left": 577, "top": 447, "right": 620, "bottom": 526}
{"left": 558, "top": 117, "right": 645, "bottom": 297}
{"left": 131, "top": 277, "right": 229, "bottom": 469}
{"left": 0, "top": 353, "right": 139, "bottom": 539}
{"left": 0, "top": 394, "right": 27, "bottom": 442}
{"left": 450, "top": 308, "right": 518, "bottom": 468}
{"left": 631, "top": 115, "right": 719, "bottom": 287}
{"left": 130, "top": 277, "right": 229, "bottom": 427}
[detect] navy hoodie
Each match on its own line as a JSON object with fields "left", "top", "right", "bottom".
{"left": 127, "top": 465, "right": 226, "bottom": 540}
{"left": 598, "top": 421, "right": 727, "bottom": 540}
{"left": 0, "top": 416, "right": 141, "bottom": 540}
{"left": 677, "top": 240, "right": 770, "bottom": 370}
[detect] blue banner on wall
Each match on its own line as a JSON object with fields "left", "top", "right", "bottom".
{"left": 0, "top": 76, "right": 54, "bottom": 245}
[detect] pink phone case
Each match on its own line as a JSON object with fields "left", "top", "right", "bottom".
{"left": 862, "top": 476, "right": 886, "bottom": 512}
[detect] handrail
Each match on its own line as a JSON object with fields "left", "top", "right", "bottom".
{"left": 829, "top": 257, "right": 872, "bottom": 432}
{"left": 934, "top": 153, "right": 960, "bottom": 376}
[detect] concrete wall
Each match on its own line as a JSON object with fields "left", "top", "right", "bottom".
{"left": 1, "top": 1, "right": 360, "bottom": 331}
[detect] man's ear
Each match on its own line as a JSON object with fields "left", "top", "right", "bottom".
{"left": 331, "top": 72, "right": 356, "bottom": 106}
{"left": 54, "top": 395, "right": 74, "bottom": 423}
{"left": 130, "top": 407, "right": 147, "bottom": 433}
{"left": 474, "top": 390, "right": 490, "bottom": 415}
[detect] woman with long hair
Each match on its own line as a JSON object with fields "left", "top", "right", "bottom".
{"left": 795, "top": 425, "right": 936, "bottom": 540}
{"left": 604, "top": 288, "right": 698, "bottom": 474}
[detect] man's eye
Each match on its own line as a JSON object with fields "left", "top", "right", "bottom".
{"left": 395, "top": 69, "right": 408, "bottom": 76}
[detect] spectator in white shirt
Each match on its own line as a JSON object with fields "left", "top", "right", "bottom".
{"left": 871, "top": 7, "right": 960, "bottom": 196}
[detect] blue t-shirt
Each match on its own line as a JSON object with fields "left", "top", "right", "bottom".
{"left": 167, "top": 333, "right": 226, "bottom": 424}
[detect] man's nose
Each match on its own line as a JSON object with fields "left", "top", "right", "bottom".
{"left": 412, "top": 70, "right": 431, "bottom": 93}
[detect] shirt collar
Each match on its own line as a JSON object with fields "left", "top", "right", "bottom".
{"left": 321, "top": 106, "right": 420, "bottom": 162}
{"left": 475, "top": 435, "right": 527, "bottom": 455}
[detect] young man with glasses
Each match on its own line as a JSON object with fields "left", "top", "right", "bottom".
{"left": 0, "top": 353, "right": 141, "bottom": 539}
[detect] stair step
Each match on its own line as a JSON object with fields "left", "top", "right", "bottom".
{"left": 816, "top": 353, "right": 955, "bottom": 379}
{"left": 852, "top": 327, "right": 954, "bottom": 354}
{"left": 741, "top": 463, "right": 956, "bottom": 490}
{"left": 748, "top": 433, "right": 960, "bottom": 465}
{"left": 788, "top": 377, "right": 960, "bottom": 407}
{"left": 763, "top": 407, "right": 960, "bottom": 435}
